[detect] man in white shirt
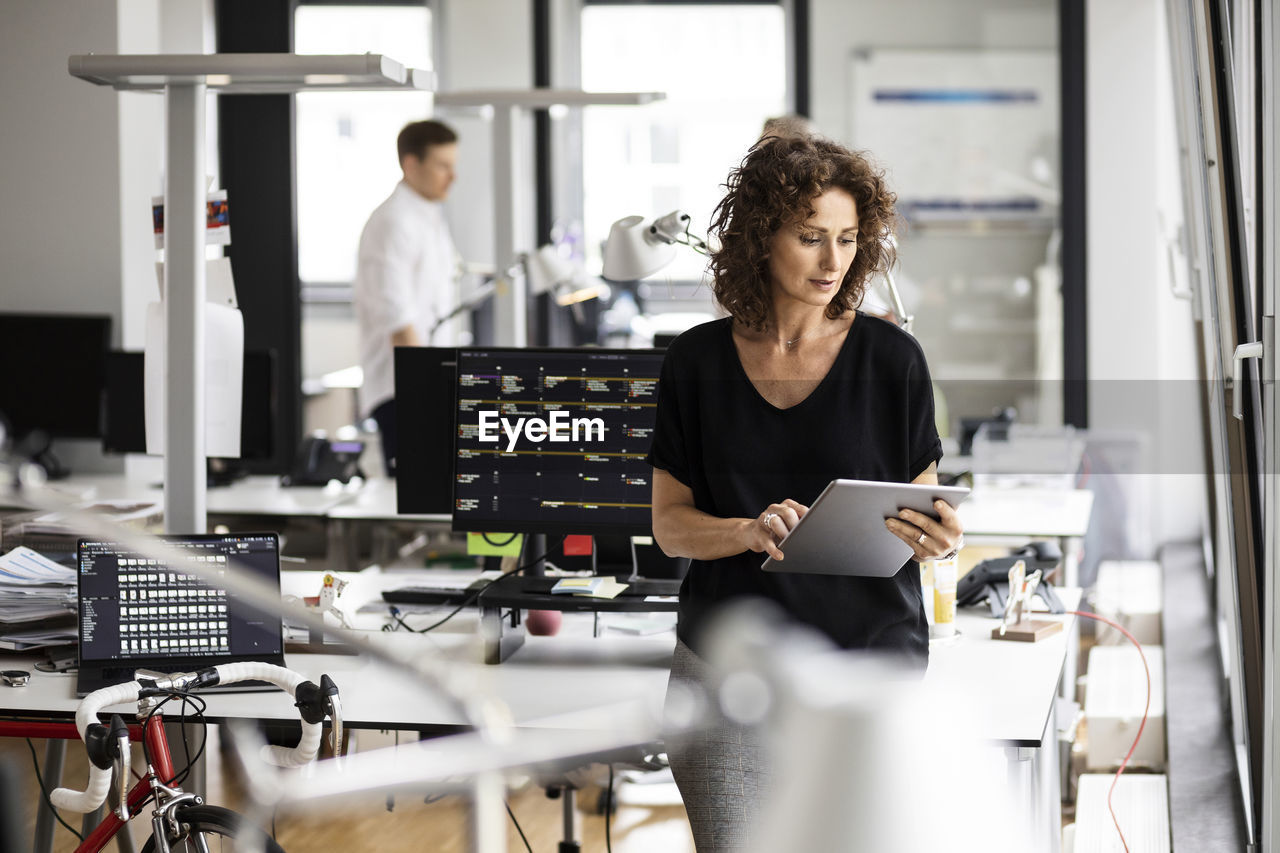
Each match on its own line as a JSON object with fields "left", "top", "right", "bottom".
{"left": 354, "top": 119, "right": 460, "bottom": 473}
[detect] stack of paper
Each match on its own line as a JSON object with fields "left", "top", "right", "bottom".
{"left": 550, "top": 576, "right": 630, "bottom": 600}
{"left": 0, "top": 546, "right": 77, "bottom": 651}
{"left": 2, "top": 501, "right": 162, "bottom": 562}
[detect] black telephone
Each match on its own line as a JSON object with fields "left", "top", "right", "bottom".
{"left": 281, "top": 437, "right": 365, "bottom": 486}
{"left": 956, "top": 542, "right": 1065, "bottom": 616}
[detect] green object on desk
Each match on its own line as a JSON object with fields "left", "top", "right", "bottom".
{"left": 466, "top": 532, "right": 523, "bottom": 557}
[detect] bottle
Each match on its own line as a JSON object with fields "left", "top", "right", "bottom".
{"left": 930, "top": 556, "right": 958, "bottom": 638}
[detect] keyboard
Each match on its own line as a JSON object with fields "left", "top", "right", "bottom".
{"left": 381, "top": 586, "right": 475, "bottom": 606}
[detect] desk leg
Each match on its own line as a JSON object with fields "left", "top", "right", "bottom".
{"left": 480, "top": 605, "right": 526, "bottom": 664}
{"left": 1058, "top": 535, "right": 1083, "bottom": 706}
{"left": 329, "top": 517, "right": 357, "bottom": 573}
{"left": 32, "top": 739, "right": 65, "bottom": 853}
{"left": 1039, "top": 698, "right": 1062, "bottom": 853}
{"left": 1061, "top": 535, "right": 1083, "bottom": 590}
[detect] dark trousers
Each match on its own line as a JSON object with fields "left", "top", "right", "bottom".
{"left": 371, "top": 398, "right": 397, "bottom": 475}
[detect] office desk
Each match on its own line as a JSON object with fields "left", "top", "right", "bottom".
{"left": 4, "top": 562, "right": 1077, "bottom": 853}
{"left": 0, "top": 630, "right": 672, "bottom": 733}
{"left": 2, "top": 619, "right": 671, "bottom": 853}
{"left": 926, "top": 590, "right": 1081, "bottom": 853}
{"left": 14, "top": 473, "right": 357, "bottom": 518}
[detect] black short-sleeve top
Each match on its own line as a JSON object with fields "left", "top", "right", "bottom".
{"left": 645, "top": 313, "right": 943, "bottom": 662}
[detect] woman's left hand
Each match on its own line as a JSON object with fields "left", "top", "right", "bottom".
{"left": 884, "top": 499, "right": 964, "bottom": 561}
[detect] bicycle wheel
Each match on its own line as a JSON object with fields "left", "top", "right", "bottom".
{"left": 139, "top": 804, "right": 286, "bottom": 853}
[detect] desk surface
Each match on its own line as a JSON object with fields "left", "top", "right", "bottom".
{"left": 0, "top": 565, "right": 1077, "bottom": 751}
{"left": 925, "top": 587, "right": 1080, "bottom": 746}
{"left": 959, "top": 487, "right": 1094, "bottom": 539}
{"left": 25, "top": 474, "right": 359, "bottom": 518}
{"left": 23, "top": 476, "right": 1094, "bottom": 540}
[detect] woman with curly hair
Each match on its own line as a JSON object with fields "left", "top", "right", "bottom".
{"left": 646, "top": 134, "right": 963, "bottom": 851}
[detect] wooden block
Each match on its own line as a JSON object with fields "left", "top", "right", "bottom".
{"left": 991, "top": 619, "right": 1063, "bottom": 642}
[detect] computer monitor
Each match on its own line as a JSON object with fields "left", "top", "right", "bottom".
{"left": 450, "top": 347, "right": 665, "bottom": 536}
{"left": 394, "top": 347, "right": 458, "bottom": 515}
{"left": 101, "top": 350, "right": 277, "bottom": 466}
{"left": 0, "top": 312, "right": 111, "bottom": 438}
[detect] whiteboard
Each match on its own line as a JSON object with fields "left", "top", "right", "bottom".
{"left": 848, "top": 48, "right": 1059, "bottom": 222}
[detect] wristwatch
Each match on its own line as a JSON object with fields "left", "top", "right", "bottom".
{"left": 1, "top": 670, "right": 31, "bottom": 687}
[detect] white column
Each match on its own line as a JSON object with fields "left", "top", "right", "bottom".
{"left": 491, "top": 104, "right": 527, "bottom": 346}
{"left": 163, "top": 82, "right": 207, "bottom": 534}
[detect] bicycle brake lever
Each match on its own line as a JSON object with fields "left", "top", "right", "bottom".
{"left": 109, "top": 714, "right": 130, "bottom": 821}
{"left": 320, "top": 674, "right": 343, "bottom": 758}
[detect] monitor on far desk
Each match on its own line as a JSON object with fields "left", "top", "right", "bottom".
{"left": 102, "top": 349, "right": 278, "bottom": 484}
{"left": 388, "top": 345, "right": 684, "bottom": 594}
{"left": 450, "top": 346, "right": 684, "bottom": 578}
{"left": 0, "top": 312, "right": 112, "bottom": 478}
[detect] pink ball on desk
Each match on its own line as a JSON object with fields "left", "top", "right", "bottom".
{"left": 525, "top": 609, "right": 562, "bottom": 636}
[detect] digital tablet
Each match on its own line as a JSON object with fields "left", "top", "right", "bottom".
{"left": 760, "top": 479, "right": 971, "bottom": 577}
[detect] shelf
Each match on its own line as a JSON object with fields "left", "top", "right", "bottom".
{"left": 434, "top": 88, "right": 662, "bottom": 108}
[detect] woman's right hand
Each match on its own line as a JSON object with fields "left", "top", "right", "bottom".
{"left": 748, "top": 499, "right": 809, "bottom": 561}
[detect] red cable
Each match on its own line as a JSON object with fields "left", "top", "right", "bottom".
{"left": 1069, "top": 610, "right": 1151, "bottom": 853}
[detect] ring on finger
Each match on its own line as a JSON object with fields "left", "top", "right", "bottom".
{"left": 762, "top": 512, "right": 778, "bottom": 531}
{"left": 916, "top": 530, "right": 927, "bottom": 544}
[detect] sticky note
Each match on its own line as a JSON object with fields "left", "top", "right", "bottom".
{"left": 466, "top": 532, "right": 524, "bottom": 557}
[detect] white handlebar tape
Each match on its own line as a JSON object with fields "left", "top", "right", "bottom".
{"left": 51, "top": 662, "right": 326, "bottom": 812}
{"left": 52, "top": 681, "right": 142, "bottom": 812}
{"left": 213, "top": 662, "right": 323, "bottom": 768}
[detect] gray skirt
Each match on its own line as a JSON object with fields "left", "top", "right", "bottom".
{"left": 664, "top": 638, "right": 771, "bottom": 853}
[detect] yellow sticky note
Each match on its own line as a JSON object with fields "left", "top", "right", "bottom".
{"left": 466, "top": 532, "right": 524, "bottom": 557}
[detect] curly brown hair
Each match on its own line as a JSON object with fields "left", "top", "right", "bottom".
{"left": 708, "top": 135, "right": 899, "bottom": 330}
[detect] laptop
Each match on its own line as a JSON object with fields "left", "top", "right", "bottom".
{"left": 75, "top": 533, "right": 286, "bottom": 696}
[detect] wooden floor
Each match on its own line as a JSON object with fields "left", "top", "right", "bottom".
{"left": 3, "top": 733, "right": 695, "bottom": 852}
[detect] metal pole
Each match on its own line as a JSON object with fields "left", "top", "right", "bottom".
{"left": 492, "top": 104, "right": 527, "bottom": 346}
{"left": 32, "top": 740, "right": 65, "bottom": 853}
{"left": 163, "top": 82, "right": 207, "bottom": 534}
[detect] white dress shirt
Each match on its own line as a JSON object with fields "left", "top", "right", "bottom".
{"left": 353, "top": 181, "right": 459, "bottom": 418}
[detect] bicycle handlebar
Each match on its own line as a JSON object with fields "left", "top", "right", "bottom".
{"left": 51, "top": 662, "right": 334, "bottom": 813}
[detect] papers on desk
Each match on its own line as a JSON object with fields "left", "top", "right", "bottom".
{"left": 0, "top": 546, "right": 77, "bottom": 650}
{"left": 18, "top": 500, "right": 162, "bottom": 535}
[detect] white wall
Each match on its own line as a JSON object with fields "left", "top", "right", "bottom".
{"left": 809, "top": 0, "right": 1056, "bottom": 139}
{"left": 1, "top": 1, "right": 125, "bottom": 323}
{"left": 0, "top": 0, "right": 209, "bottom": 473}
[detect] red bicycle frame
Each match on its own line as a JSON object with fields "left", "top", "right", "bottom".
{"left": 1, "top": 713, "right": 177, "bottom": 853}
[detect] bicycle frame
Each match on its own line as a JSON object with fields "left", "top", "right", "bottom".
{"left": 0, "top": 712, "right": 177, "bottom": 853}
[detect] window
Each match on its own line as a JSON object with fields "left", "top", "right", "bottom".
{"left": 294, "top": 4, "right": 433, "bottom": 287}
{"left": 579, "top": 4, "right": 787, "bottom": 283}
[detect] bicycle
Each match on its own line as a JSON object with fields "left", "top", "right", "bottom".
{"left": 13, "top": 661, "right": 342, "bottom": 853}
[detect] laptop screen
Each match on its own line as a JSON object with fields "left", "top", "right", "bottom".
{"left": 76, "top": 533, "right": 284, "bottom": 666}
